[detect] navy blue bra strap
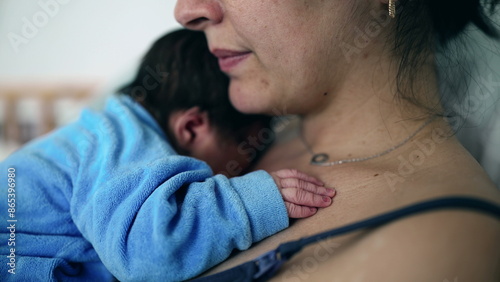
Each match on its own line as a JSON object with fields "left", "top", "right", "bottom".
{"left": 192, "top": 196, "right": 500, "bottom": 282}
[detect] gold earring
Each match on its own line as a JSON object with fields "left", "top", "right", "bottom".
{"left": 389, "top": 0, "right": 396, "bottom": 18}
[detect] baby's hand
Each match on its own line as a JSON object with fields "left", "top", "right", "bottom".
{"left": 270, "top": 169, "right": 336, "bottom": 218}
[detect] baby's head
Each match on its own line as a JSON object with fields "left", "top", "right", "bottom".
{"left": 120, "top": 29, "right": 272, "bottom": 175}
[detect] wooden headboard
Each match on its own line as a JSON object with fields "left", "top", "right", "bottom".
{"left": 0, "top": 81, "right": 102, "bottom": 157}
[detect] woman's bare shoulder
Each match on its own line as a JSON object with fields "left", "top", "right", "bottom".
{"left": 268, "top": 137, "right": 500, "bottom": 281}
{"left": 271, "top": 144, "right": 500, "bottom": 281}
{"left": 278, "top": 203, "right": 500, "bottom": 282}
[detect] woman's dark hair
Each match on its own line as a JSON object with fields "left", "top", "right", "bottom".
{"left": 391, "top": 0, "right": 499, "bottom": 117}
{"left": 119, "top": 29, "right": 271, "bottom": 145}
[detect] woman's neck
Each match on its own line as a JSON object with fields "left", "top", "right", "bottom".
{"left": 300, "top": 54, "right": 440, "bottom": 160}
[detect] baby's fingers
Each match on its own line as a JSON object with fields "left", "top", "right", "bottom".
{"left": 273, "top": 169, "right": 324, "bottom": 186}
{"left": 280, "top": 178, "right": 336, "bottom": 197}
{"left": 281, "top": 187, "right": 333, "bottom": 208}
{"left": 285, "top": 202, "right": 317, "bottom": 218}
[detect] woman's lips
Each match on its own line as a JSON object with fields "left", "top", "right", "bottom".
{"left": 212, "top": 49, "right": 251, "bottom": 72}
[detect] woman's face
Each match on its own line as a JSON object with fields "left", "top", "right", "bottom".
{"left": 175, "top": 0, "right": 357, "bottom": 115}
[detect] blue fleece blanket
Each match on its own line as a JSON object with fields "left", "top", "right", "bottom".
{"left": 0, "top": 95, "right": 288, "bottom": 281}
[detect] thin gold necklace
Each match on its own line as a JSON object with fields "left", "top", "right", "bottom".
{"left": 300, "top": 117, "right": 436, "bottom": 166}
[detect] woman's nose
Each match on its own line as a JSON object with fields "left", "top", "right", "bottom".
{"left": 175, "top": 0, "right": 223, "bottom": 30}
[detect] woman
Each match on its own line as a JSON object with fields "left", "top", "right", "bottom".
{"left": 175, "top": 0, "right": 500, "bottom": 281}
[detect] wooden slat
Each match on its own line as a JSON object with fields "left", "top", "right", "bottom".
{"left": 0, "top": 81, "right": 102, "bottom": 145}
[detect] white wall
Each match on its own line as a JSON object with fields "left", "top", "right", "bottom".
{"left": 0, "top": 0, "right": 180, "bottom": 83}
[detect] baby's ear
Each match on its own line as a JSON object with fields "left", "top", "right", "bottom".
{"left": 169, "top": 107, "right": 210, "bottom": 151}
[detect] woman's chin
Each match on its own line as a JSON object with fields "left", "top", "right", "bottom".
{"left": 229, "top": 86, "right": 269, "bottom": 114}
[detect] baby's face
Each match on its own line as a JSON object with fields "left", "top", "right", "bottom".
{"left": 167, "top": 108, "right": 269, "bottom": 176}
{"left": 189, "top": 130, "right": 254, "bottom": 177}
{"left": 190, "top": 121, "right": 272, "bottom": 177}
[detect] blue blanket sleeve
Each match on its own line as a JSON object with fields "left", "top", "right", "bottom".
{"left": 0, "top": 96, "right": 288, "bottom": 281}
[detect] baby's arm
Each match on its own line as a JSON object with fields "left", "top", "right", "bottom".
{"left": 270, "top": 169, "right": 336, "bottom": 218}
{"left": 65, "top": 98, "right": 334, "bottom": 281}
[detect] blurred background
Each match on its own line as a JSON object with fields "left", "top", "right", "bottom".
{"left": 0, "top": 1, "right": 499, "bottom": 186}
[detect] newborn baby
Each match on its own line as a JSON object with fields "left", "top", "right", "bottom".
{"left": 0, "top": 29, "right": 335, "bottom": 281}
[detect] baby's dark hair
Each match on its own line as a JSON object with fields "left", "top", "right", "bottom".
{"left": 119, "top": 29, "right": 272, "bottom": 148}
{"left": 391, "top": 0, "right": 499, "bottom": 116}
